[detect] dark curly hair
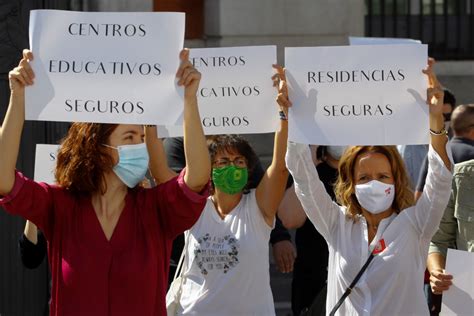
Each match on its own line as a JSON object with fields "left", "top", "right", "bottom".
{"left": 207, "top": 135, "right": 259, "bottom": 193}
{"left": 55, "top": 123, "right": 118, "bottom": 195}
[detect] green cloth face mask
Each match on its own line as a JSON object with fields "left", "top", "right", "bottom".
{"left": 212, "top": 165, "right": 248, "bottom": 195}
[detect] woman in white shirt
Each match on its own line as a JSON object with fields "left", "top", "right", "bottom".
{"left": 158, "top": 66, "right": 291, "bottom": 316}
{"left": 286, "top": 61, "right": 453, "bottom": 315}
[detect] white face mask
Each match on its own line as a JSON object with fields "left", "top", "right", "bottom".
{"left": 355, "top": 180, "right": 395, "bottom": 214}
{"left": 326, "top": 146, "right": 347, "bottom": 160}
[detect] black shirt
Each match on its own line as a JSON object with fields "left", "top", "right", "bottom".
{"left": 416, "top": 137, "right": 474, "bottom": 191}
{"left": 18, "top": 231, "right": 47, "bottom": 269}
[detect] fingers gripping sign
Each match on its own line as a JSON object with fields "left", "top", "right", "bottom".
{"left": 429, "top": 268, "right": 453, "bottom": 295}
{"left": 9, "top": 49, "right": 35, "bottom": 93}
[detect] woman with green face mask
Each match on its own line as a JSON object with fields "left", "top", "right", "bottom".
{"left": 160, "top": 65, "right": 291, "bottom": 316}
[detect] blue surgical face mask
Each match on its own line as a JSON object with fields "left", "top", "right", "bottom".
{"left": 103, "top": 143, "right": 149, "bottom": 188}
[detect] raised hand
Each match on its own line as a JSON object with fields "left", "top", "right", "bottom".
{"left": 423, "top": 58, "right": 444, "bottom": 117}
{"left": 8, "top": 49, "right": 35, "bottom": 94}
{"left": 176, "top": 49, "right": 201, "bottom": 100}
{"left": 272, "top": 64, "right": 292, "bottom": 116}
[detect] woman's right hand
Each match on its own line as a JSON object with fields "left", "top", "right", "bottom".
{"left": 8, "top": 49, "right": 35, "bottom": 95}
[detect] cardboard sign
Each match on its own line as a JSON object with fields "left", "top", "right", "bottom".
{"left": 285, "top": 44, "right": 429, "bottom": 145}
{"left": 158, "top": 46, "right": 278, "bottom": 136}
{"left": 26, "top": 10, "right": 185, "bottom": 125}
{"left": 34, "top": 144, "right": 60, "bottom": 183}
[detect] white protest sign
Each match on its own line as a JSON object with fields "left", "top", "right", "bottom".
{"left": 349, "top": 36, "right": 421, "bottom": 45}
{"left": 26, "top": 10, "right": 185, "bottom": 125}
{"left": 34, "top": 144, "right": 60, "bottom": 183}
{"left": 285, "top": 44, "right": 429, "bottom": 145}
{"left": 158, "top": 46, "right": 278, "bottom": 136}
{"left": 440, "top": 249, "right": 474, "bottom": 316}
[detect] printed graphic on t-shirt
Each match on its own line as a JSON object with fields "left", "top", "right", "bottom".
{"left": 194, "top": 233, "right": 240, "bottom": 275}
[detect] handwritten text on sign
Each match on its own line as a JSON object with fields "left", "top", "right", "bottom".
{"left": 158, "top": 46, "right": 278, "bottom": 136}
{"left": 285, "top": 44, "right": 428, "bottom": 145}
{"left": 26, "top": 10, "right": 185, "bottom": 125}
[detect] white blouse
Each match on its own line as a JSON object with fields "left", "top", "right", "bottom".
{"left": 286, "top": 142, "right": 453, "bottom": 315}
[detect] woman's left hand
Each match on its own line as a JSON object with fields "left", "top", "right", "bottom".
{"left": 423, "top": 58, "right": 444, "bottom": 118}
{"left": 176, "top": 48, "right": 201, "bottom": 99}
{"left": 272, "top": 64, "right": 292, "bottom": 115}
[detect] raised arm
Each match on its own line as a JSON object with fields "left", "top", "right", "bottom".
{"left": 286, "top": 142, "right": 342, "bottom": 241}
{"left": 410, "top": 59, "right": 453, "bottom": 238}
{"left": 145, "top": 126, "right": 177, "bottom": 184}
{"left": 176, "top": 49, "right": 210, "bottom": 192}
{"left": 424, "top": 58, "right": 451, "bottom": 170}
{"left": 0, "top": 50, "right": 34, "bottom": 196}
{"left": 256, "top": 65, "right": 290, "bottom": 226}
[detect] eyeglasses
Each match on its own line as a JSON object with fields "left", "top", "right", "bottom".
{"left": 213, "top": 157, "right": 247, "bottom": 168}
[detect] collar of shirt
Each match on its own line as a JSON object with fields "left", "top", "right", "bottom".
{"left": 451, "top": 137, "right": 474, "bottom": 146}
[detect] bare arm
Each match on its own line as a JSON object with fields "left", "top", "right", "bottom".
{"left": 23, "top": 220, "right": 38, "bottom": 245}
{"left": 145, "top": 126, "right": 177, "bottom": 184}
{"left": 176, "top": 49, "right": 211, "bottom": 192}
{"left": 425, "top": 59, "right": 451, "bottom": 171}
{"left": 409, "top": 59, "right": 454, "bottom": 239}
{"left": 256, "top": 65, "right": 290, "bottom": 226}
{"left": 278, "top": 184, "right": 307, "bottom": 229}
{"left": 0, "top": 50, "right": 34, "bottom": 196}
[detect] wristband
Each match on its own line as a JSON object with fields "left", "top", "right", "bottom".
{"left": 279, "top": 110, "right": 288, "bottom": 121}
{"left": 429, "top": 128, "right": 448, "bottom": 136}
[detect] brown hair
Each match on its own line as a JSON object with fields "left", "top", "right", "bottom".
{"left": 55, "top": 123, "right": 118, "bottom": 195}
{"left": 206, "top": 135, "right": 259, "bottom": 192}
{"left": 335, "top": 145, "right": 414, "bottom": 220}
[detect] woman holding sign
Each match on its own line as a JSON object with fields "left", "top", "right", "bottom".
{"left": 149, "top": 65, "right": 291, "bottom": 315}
{"left": 0, "top": 49, "right": 210, "bottom": 316}
{"left": 286, "top": 60, "right": 453, "bottom": 315}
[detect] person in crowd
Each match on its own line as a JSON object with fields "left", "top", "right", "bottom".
{"left": 414, "top": 102, "right": 472, "bottom": 315}
{"left": 278, "top": 145, "right": 345, "bottom": 315}
{"left": 0, "top": 49, "right": 210, "bottom": 315}
{"left": 19, "top": 221, "right": 47, "bottom": 269}
{"left": 17, "top": 174, "right": 160, "bottom": 315}
{"left": 148, "top": 65, "right": 291, "bottom": 315}
{"left": 18, "top": 220, "right": 49, "bottom": 315}
{"left": 160, "top": 136, "right": 296, "bottom": 283}
{"left": 415, "top": 103, "right": 474, "bottom": 200}
{"left": 286, "top": 60, "right": 453, "bottom": 315}
{"left": 427, "top": 159, "right": 474, "bottom": 307}
{"left": 398, "top": 88, "right": 456, "bottom": 188}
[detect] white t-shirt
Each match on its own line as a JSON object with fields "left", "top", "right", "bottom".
{"left": 287, "top": 142, "right": 453, "bottom": 316}
{"left": 178, "top": 190, "right": 276, "bottom": 316}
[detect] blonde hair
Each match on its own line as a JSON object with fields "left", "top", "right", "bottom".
{"left": 335, "top": 145, "right": 414, "bottom": 220}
